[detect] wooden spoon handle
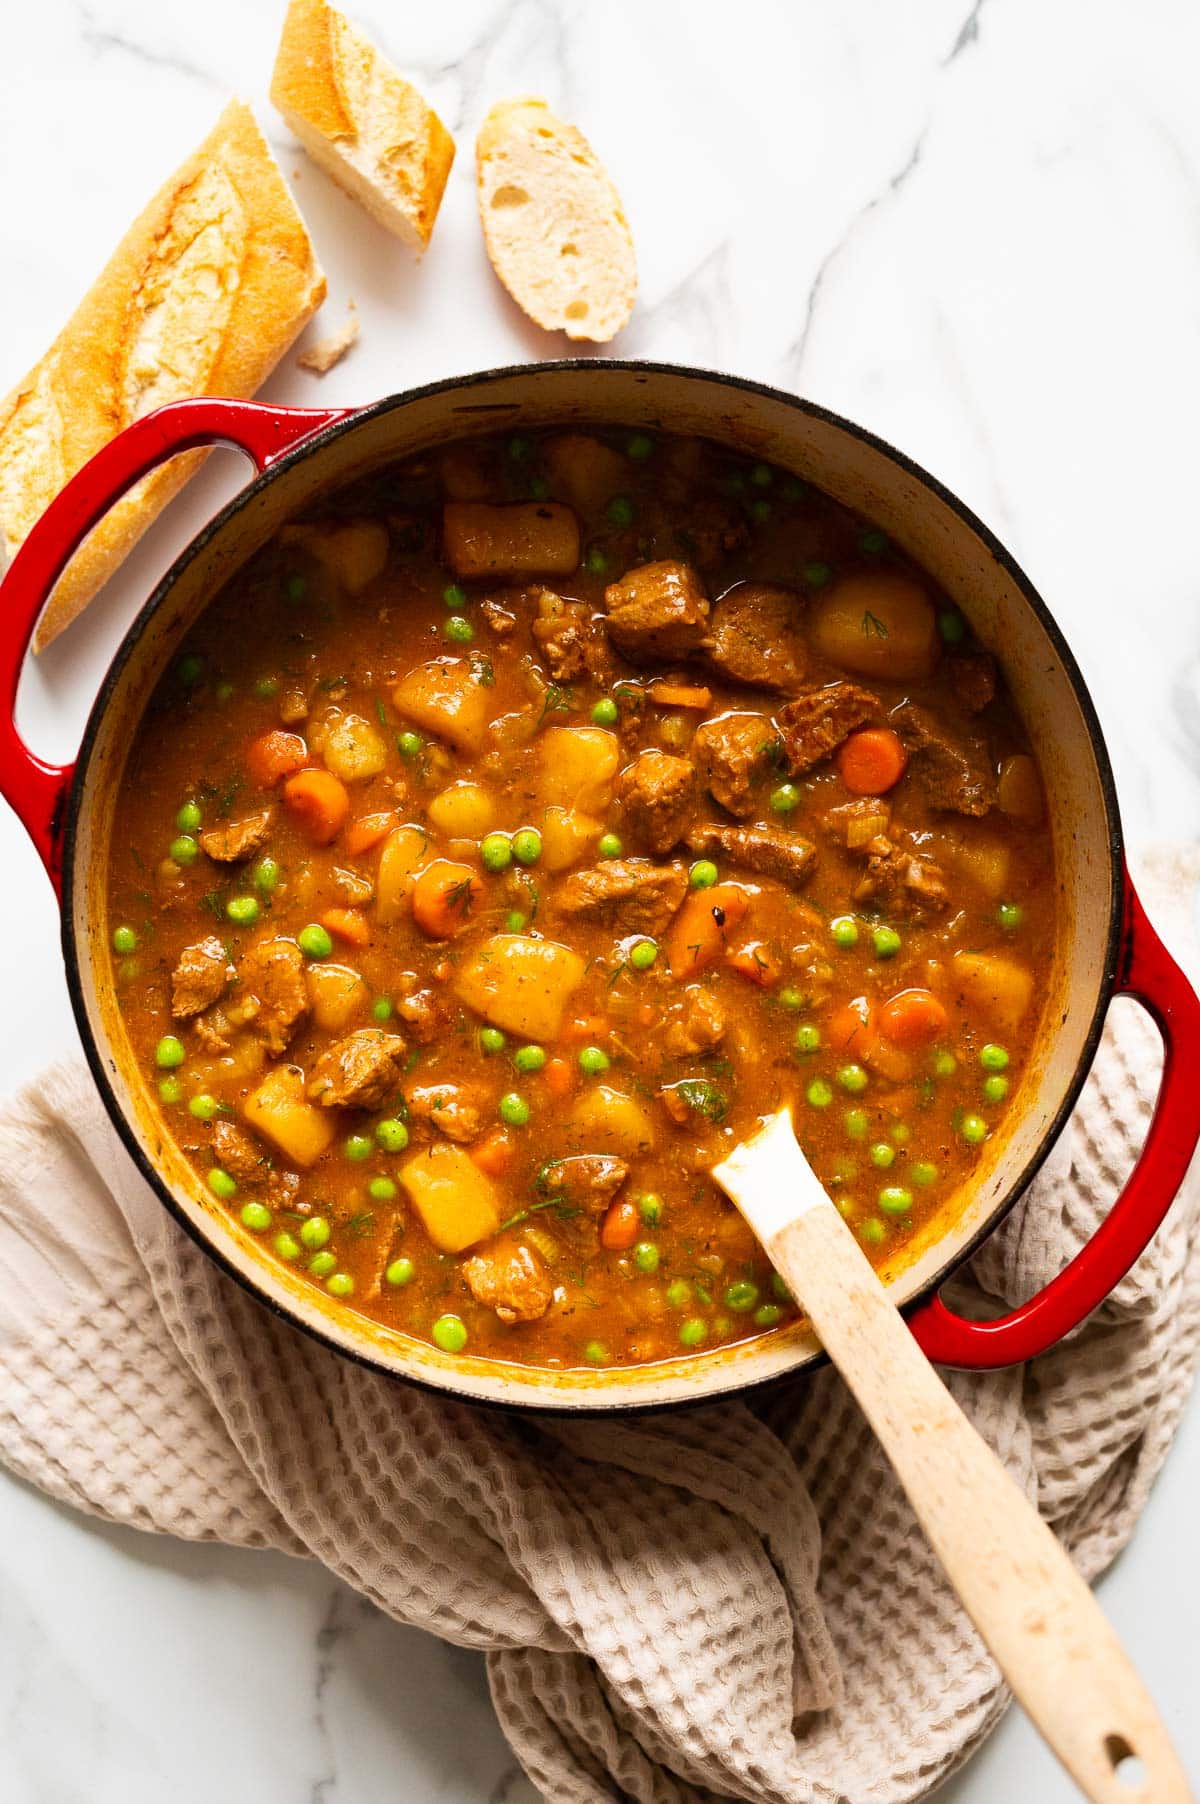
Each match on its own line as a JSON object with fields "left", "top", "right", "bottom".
{"left": 715, "top": 1113, "right": 1192, "bottom": 1804}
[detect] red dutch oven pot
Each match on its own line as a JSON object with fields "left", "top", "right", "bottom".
{"left": 1, "top": 364, "right": 1198, "bottom": 1411}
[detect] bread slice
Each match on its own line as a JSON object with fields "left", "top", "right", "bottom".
{"left": 0, "top": 99, "right": 325, "bottom": 652}
{"left": 476, "top": 98, "right": 635, "bottom": 343}
{"left": 271, "top": 0, "right": 455, "bottom": 251}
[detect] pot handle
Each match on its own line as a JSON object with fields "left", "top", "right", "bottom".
{"left": 0, "top": 398, "right": 351, "bottom": 895}
{"left": 909, "top": 868, "right": 1200, "bottom": 1367}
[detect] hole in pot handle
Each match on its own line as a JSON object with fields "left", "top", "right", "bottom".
{"left": 908, "top": 869, "right": 1200, "bottom": 1368}
{"left": 0, "top": 398, "right": 351, "bottom": 895}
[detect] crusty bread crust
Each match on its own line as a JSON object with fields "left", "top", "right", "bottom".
{"left": 476, "top": 97, "right": 635, "bottom": 343}
{"left": 0, "top": 99, "right": 325, "bottom": 652}
{"left": 270, "top": 0, "right": 455, "bottom": 252}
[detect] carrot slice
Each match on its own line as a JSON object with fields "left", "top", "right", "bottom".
{"left": 877, "top": 987, "right": 948, "bottom": 1048}
{"left": 648, "top": 681, "right": 714, "bottom": 710}
{"left": 837, "top": 728, "right": 908, "bottom": 796}
{"left": 542, "top": 1057, "right": 576, "bottom": 1101}
{"left": 726, "top": 940, "right": 782, "bottom": 988}
{"left": 825, "top": 996, "right": 875, "bottom": 1054}
{"left": 320, "top": 907, "right": 371, "bottom": 948}
{"left": 283, "top": 767, "right": 350, "bottom": 844}
{"left": 343, "top": 810, "right": 399, "bottom": 856}
{"left": 471, "top": 1129, "right": 515, "bottom": 1178}
{"left": 246, "top": 729, "right": 308, "bottom": 788}
{"left": 666, "top": 883, "right": 750, "bottom": 980}
{"left": 410, "top": 859, "right": 484, "bottom": 939}
{"left": 599, "top": 1197, "right": 639, "bottom": 1251}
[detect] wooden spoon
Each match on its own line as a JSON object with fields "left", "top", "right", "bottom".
{"left": 713, "top": 1108, "right": 1192, "bottom": 1804}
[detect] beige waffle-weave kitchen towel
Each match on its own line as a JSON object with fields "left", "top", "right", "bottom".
{"left": 0, "top": 848, "right": 1197, "bottom": 1804}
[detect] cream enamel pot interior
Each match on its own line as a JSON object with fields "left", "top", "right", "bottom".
{"left": 2, "top": 362, "right": 1198, "bottom": 1412}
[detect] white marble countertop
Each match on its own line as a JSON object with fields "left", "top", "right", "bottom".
{"left": 3, "top": 1, "right": 1199, "bottom": 1798}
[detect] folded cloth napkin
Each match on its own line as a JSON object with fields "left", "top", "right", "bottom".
{"left": 1, "top": 848, "right": 1197, "bottom": 1804}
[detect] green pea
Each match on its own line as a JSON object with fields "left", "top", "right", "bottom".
{"left": 188, "top": 1093, "right": 220, "bottom": 1121}
{"left": 504, "top": 910, "right": 527, "bottom": 932}
{"left": 240, "top": 1201, "right": 273, "bottom": 1233}
{"left": 869, "top": 1141, "right": 895, "bottom": 1169}
{"left": 298, "top": 923, "right": 333, "bottom": 959}
{"left": 157, "top": 1076, "right": 182, "bottom": 1105}
{"left": 638, "top": 1192, "right": 663, "bottom": 1225}
{"left": 112, "top": 924, "right": 138, "bottom": 955}
{"left": 397, "top": 730, "right": 423, "bottom": 758}
{"left": 577, "top": 1339, "right": 605, "bottom": 1367}
{"left": 626, "top": 433, "right": 654, "bottom": 461}
{"left": 678, "top": 1317, "right": 707, "bottom": 1348}
{"left": 750, "top": 497, "right": 771, "bottom": 524}
{"left": 754, "top": 1304, "right": 784, "bottom": 1328}
{"left": 511, "top": 828, "right": 542, "bottom": 867}
{"left": 480, "top": 832, "right": 513, "bottom": 873}
{"left": 344, "top": 1134, "right": 373, "bottom": 1162}
{"left": 479, "top": 1027, "right": 507, "bottom": 1055}
{"left": 499, "top": 1092, "right": 530, "bottom": 1127}
{"left": 444, "top": 616, "right": 474, "bottom": 644}
{"left": 598, "top": 832, "right": 623, "bottom": 859}
{"left": 514, "top": 1044, "right": 546, "bottom": 1074}
{"left": 578, "top": 1046, "right": 610, "bottom": 1076}
{"left": 372, "top": 997, "right": 393, "bottom": 1022}
{"left": 376, "top": 1118, "right": 409, "bottom": 1152}
{"left": 583, "top": 546, "right": 608, "bottom": 576}
{"left": 806, "top": 1078, "right": 833, "bottom": 1109}
{"left": 253, "top": 857, "right": 279, "bottom": 896}
{"left": 226, "top": 896, "right": 259, "bottom": 927}
{"left": 997, "top": 901, "right": 1023, "bottom": 931}
{"left": 591, "top": 697, "right": 618, "bottom": 726}
{"left": 836, "top": 1064, "right": 868, "bottom": 1094}
{"left": 938, "top": 608, "right": 966, "bottom": 644}
{"left": 911, "top": 1161, "right": 938, "bottom": 1187}
{"left": 208, "top": 1168, "right": 236, "bottom": 1200}
{"left": 285, "top": 573, "right": 307, "bottom": 604}
{"left": 300, "top": 1217, "right": 331, "bottom": 1251}
{"left": 385, "top": 1257, "right": 415, "bottom": 1287}
{"left": 725, "top": 1279, "right": 759, "bottom": 1313}
{"left": 749, "top": 462, "right": 773, "bottom": 489}
{"left": 529, "top": 476, "right": 550, "bottom": 502}
{"left": 368, "top": 1176, "right": 398, "bottom": 1201}
{"left": 629, "top": 938, "right": 658, "bottom": 971}
{"left": 308, "top": 1251, "right": 337, "bottom": 1279}
{"left": 175, "top": 801, "right": 202, "bottom": 833}
{"left": 432, "top": 1314, "right": 468, "bottom": 1353}
{"left": 878, "top": 1186, "right": 912, "bottom": 1216}
{"left": 506, "top": 435, "right": 530, "bottom": 463}
{"left": 606, "top": 494, "right": 635, "bottom": 528}
{"left": 770, "top": 783, "right": 801, "bottom": 816}
{"left": 890, "top": 1122, "right": 912, "bottom": 1145}
{"left": 873, "top": 925, "right": 902, "bottom": 959}
{"left": 442, "top": 583, "right": 468, "bottom": 611}
{"left": 771, "top": 1271, "right": 794, "bottom": 1302}
{"left": 217, "top": 681, "right": 233, "bottom": 701}
{"left": 778, "top": 986, "right": 805, "bottom": 1011}
{"left": 325, "top": 1272, "right": 354, "bottom": 1298}
{"left": 860, "top": 1218, "right": 887, "bottom": 1246}
{"left": 933, "top": 1050, "right": 958, "bottom": 1078}
{"left": 983, "top": 1074, "right": 1010, "bottom": 1104}
{"left": 665, "top": 1279, "right": 692, "bottom": 1309}
{"left": 780, "top": 475, "right": 805, "bottom": 503}
{"left": 177, "top": 654, "right": 203, "bottom": 688}
{"left": 961, "top": 1113, "right": 989, "bottom": 1146}
{"left": 793, "top": 1023, "right": 821, "bottom": 1056}
{"left": 155, "top": 1035, "right": 185, "bottom": 1070}
{"left": 803, "top": 560, "right": 832, "bottom": 587}
{"left": 689, "top": 859, "right": 718, "bottom": 889}
{"left": 844, "top": 1107, "right": 869, "bottom": 1140}
{"left": 830, "top": 915, "right": 859, "bottom": 948}
{"left": 274, "top": 1231, "right": 302, "bottom": 1262}
{"left": 980, "top": 1043, "right": 1010, "bottom": 1072}
{"left": 169, "top": 835, "right": 199, "bottom": 866}
{"left": 859, "top": 528, "right": 889, "bottom": 555}
{"left": 254, "top": 676, "right": 280, "bottom": 700}
{"left": 832, "top": 1158, "right": 859, "bottom": 1188}
{"left": 633, "top": 1241, "right": 660, "bottom": 1274}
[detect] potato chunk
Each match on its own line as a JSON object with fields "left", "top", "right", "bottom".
{"left": 427, "top": 781, "right": 496, "bottom": 838}
{"left": 568, "top": 1085, "right": 656, "bottom": 1155}
{"left": 539, "top": 806, "right": 602, "bottom": 872}
{"left": 243, "top": 1066, "right": 336, "bottom": 1168}
{"left": 321, "top": 712, "right": 388, "bottom": 783}
{"left": 281, "top": 521, "right": 390, "bottom": 595}
{"left": 442, "top": 501, "right": 580, "bottom": 578}
{"left": 810, "top": 572, "right": 938, "bottom": 682}
{"left": 392, "top": 658, "right": 493, "bottom": 754}
{"left": 538, "top": 726, "right": 620, "bottom": 815}
{"left": 376, "top": 824, "right": 430, "bottom": 923}
{"left": 398, "top": 1142, "right": 501, "bottom": 1253}
{"left": 951, "top": 951, "right": 1034, "bottom": 1033}
{"left": 454, "top": 934, "right": 586, "bottom": 1040}
{"left": 306, "top": 962, "right": 369, "bottom": 1031}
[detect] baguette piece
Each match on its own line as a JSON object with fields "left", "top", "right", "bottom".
{"left": 0, "top": 99, "right": 325, "bottom": 652}
{"left": 270, "top": 0, "right": 455, "bottom": 251}
{"left": 476, "top": 98, "right": 635, "bottom": 343}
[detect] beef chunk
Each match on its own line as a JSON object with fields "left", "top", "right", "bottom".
{"left": 462, "top": 1242, "right": 553, "bottom": 1324}
{"left": 198, "top": 811, "right": 274, "bottom": 863}
{"left": 617, "top": 749, "right": 697, "bottom": 853}
{"left": 212, "top": 1119, "right": 269, "bottom": 1182}
{"left": 239, "top": 938, "right": 309, "bottom": 1056}
{"left": 946, "top": 650, "right": 997, "bottom": 715}
{"left": 332, "top": 866, "right": 374, "bottom": 906}
{"left": 664, "top": 987, "right": 726, "bottom": 1057}
{"left": 703, "top": 583, "right": 806, "bottom": 691}
{"left": 192, "top": 1009, "right": 232, "bottom": 1054}
{"left": 685, "top": 823, "right": 816, "bottom": 889}
{"left": 480, "top": 600, "right": 517, "bottom": 637}
{"left": 776, "top": 681, "right": 879, "bottom": 775}
{"left": 407, "top": 1083, "right": 485, "bottom": 1144}
{"left": 553, "top": 859, "right": 688, "bottom": 937}
{"left": 531, "top": 587, "right": 595, "bottom": 681}
{"left": 853, "top": 834, "right": 949, "bottom": 919}
{"left": 692, "top": 712, "right": 778, "bottom": 817}
{"left": 308, "top": 1028, "right": 408, "bottom": 1109}
{"left": 603, "top": 559, "right": 710, "bottom": 660}
{"left": 539, "top": 1155, "right": 629, "bottom": 1212}
{"left": 170, "top": 936, "right": 233, "bottom": 1020}
{"left": 892, "top": 703, "right": 996, "bottom": 815}
{"left": 394, "top": 988, "right": 442, "bottom": 1043}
